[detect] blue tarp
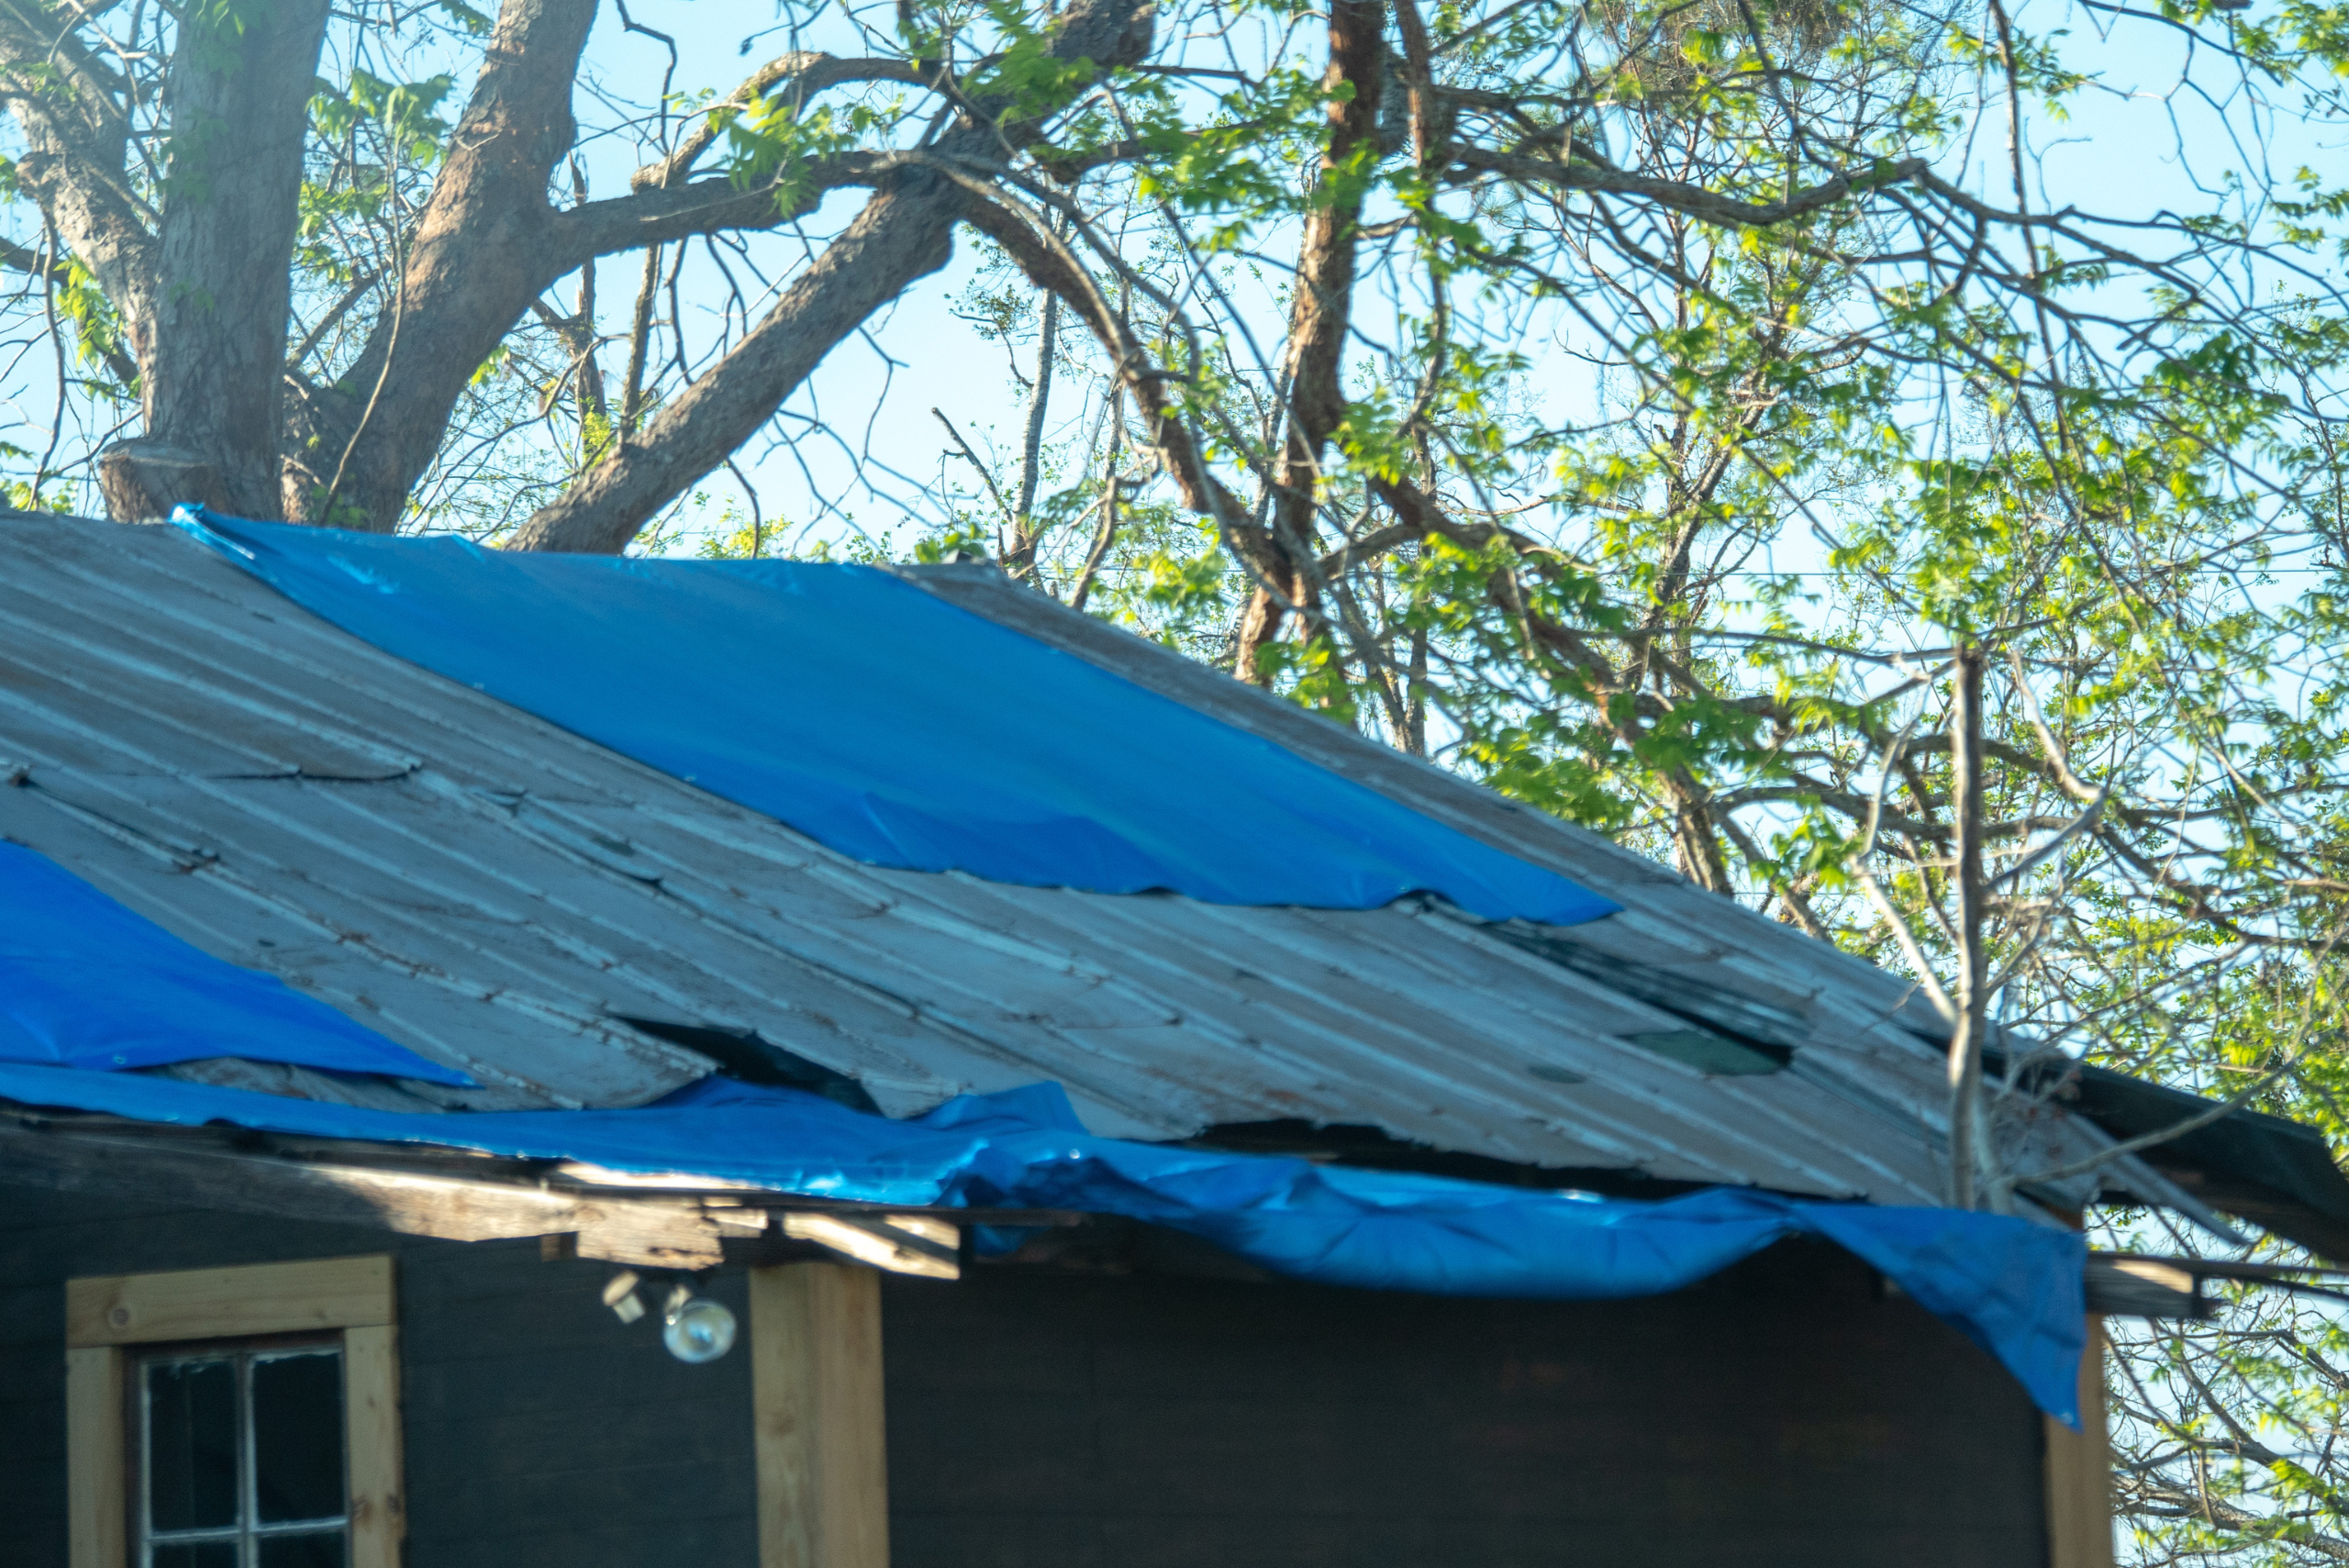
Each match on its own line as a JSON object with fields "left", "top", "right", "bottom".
{"left": 0, "top": 842, "right": 472, "bottom": 1084}
{"left": 172, "top": 507, "right": 1618, "bottom": 926}
{"left": 0, "top": 1061, "right": 2087, "bottom": 1425}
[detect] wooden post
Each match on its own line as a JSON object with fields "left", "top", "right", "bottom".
{"left": 65, "top": 1345, "right": 125, "bottom": 1568}
{"left": 344, "top": 1325, "right": 407, "bottom": 1568}
{"left": 751, "top": 1263, "right": 891, "bottom": 1568}
{"left": 2046, "top": 1318, "right": 2114, "bottom": 1568}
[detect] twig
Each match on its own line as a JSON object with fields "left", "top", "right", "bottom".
{"left": 932, "top": 406, "right": 1014, "bottom": 526}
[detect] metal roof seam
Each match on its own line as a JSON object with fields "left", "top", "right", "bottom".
{"left": 6, "top": 768, "right": 718, "bottom": 1101}
{"left": 0, "top": 593, "right": 426, "bottom": 773}
{"left": 491, "top": 798, "right": 1165, "bottom": 1094}
{"left": 45, "top": 771, "right": 710, "bottom": 1074}
{"left": 1202, "top": 892, "right": 1879, "bottom": 1187}
{"left": 1379, "top": 903, "right": 1932, "bottom": 1189}
{"left": 1001, "top": 894, "right": 1766, "bottom": 1177}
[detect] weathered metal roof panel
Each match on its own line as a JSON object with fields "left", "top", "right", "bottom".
{"left": 0, "top": 513, "right": 2173, "bottom": 1213}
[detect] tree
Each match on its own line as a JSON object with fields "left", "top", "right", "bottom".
{"left": 11, "top": 0, "right": 2349, "bottom": 1555}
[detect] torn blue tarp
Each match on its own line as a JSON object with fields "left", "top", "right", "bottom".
{"left": 171, "top": 508, "right": 1618, "bottom": 926}
{"left": 0, "top": 1061, "right": 2086, "bottom": 1424}
{"left": 0, "top": 842, "right": 473, "bottom": 1084}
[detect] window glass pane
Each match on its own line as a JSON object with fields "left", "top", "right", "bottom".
{"left": 147, "top": 1360, "right": 238, "bottom": 1533}
{"left": 259, "top": 1530, "right": 349, "bottom": 1568}
{"left": 152, "top": 1542, "right": 239, "bottom": 1568}
{"left": 252, "top": 1352, "right": 345, "bottom": 1524}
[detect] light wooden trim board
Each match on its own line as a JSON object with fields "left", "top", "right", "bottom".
{"left": 65, "top": 1254, "right": 405, "bottom": 1568}
{"left": 751, "top": 1262, "right": 891, "bottom": 1568}
{"left": 343, "top": 1324, "right": 406, "bottom": 1568}
{"left": 64, "top": 1346, "right": 126, "bottom": 1568}
{"left": 66, "top": 1254, "right": 394, "bottom": 1348}
{"left": 2046, "top": 1317, "right": 2115, "bottom": 1568}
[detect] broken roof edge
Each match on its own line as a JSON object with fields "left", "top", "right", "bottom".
{"left": 0, "top": 1061, "right": 2092, "bottom": 1424}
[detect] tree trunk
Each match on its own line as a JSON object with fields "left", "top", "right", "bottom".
{"left": 0, "top": 6, "right": 156, "bottom": 356}
{"left": 1235, "top": 0, "right": 1385, "bottom": 684}
{"left": 119, "top": 0, "right": 335, "bottom": 519}
{"left": 507, "top": 174, "right": 965, "bottom": 553}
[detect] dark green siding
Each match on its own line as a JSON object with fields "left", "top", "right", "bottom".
{"left": 0, "top": 1188, "right": 2047, "bottom": 1568}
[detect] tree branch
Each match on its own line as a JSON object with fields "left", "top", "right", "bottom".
{"left": 1447, "top": 147, "right": 1929, "bottom": 229}
{"left": 629, "top": 53, "right": 932, "bottom": 193}
{"left": 509, "top": 0, "right": 1158, "bottom": 554}
{"left": 1239, "top": 0, "right": 1386, "bottom": 684}
{"left": 284, "top": 0, "right": 599, "bottom": 529}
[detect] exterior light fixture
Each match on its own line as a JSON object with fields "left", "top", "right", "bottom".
{"left": 603, "top": 1270, "right": 646, "bottom": 1324}
{"left": 662, "top": 1284, "right": 738, "bottom": 1363}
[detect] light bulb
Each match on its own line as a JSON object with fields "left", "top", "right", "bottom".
{"left": 662, "top": 1294, "right": 738, "bottom": 1363}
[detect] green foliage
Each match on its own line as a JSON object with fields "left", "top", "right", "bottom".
{"left": 53, "top": 257, "right": 129, "bottom": 394}
{"left": 311, "top": 71, "right": 456, "bottom": 167}
{"left": 725, "top": 93, "right": 900, "bottom": 211}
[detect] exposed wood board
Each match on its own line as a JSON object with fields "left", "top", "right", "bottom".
{"left": 66, "top": 1253, "right": 395, "bottom": 1346}
{"left": 0, "top": 1118, "right": 735, "bottom": 1268}
{"left": 2084, "top": 1261, "right": 2207, "bottom": 1318}
{"left": 160, "top": 1057, "right": 460, "bottom": 1113}
{"left": 780, "top": 1213, "right": 962, "bottom": 1280}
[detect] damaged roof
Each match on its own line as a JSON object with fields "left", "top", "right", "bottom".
{"left": 0, "top": 511, "right": 2340, "bottom": 1249}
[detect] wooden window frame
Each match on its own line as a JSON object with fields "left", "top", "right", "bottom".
{"left": 65, "top": 1256, "right": 405, "bottom": 1568}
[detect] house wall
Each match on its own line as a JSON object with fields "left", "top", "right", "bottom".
{"left": 884, "top": 1240, "right": 2052, "bottom": 1568}
{"left": 1, "top": 1188, "right": 2048, "bottom": 1568}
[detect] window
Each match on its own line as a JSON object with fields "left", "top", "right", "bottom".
{"left": 141, "top": 1344, "right": 349, "bottom": 1568}
{"left": 65, "top": 1257, "right": 403, "bottom": 1568}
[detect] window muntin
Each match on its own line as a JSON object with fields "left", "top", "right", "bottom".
{"left": 139, "top": 1347, "right": 348, "bottom": 1568}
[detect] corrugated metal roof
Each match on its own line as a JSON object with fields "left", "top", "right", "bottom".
{"left": 0, "top": 513, "right": 2199, "bottom": 1215}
